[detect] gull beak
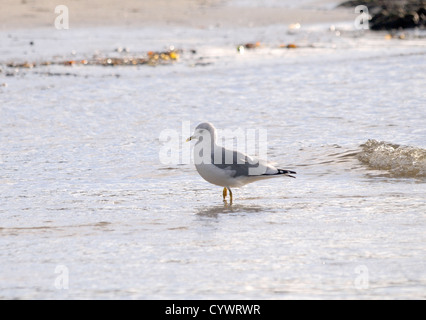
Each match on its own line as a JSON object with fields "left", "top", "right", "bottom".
{"left": 186, "top": 136, "right": 193, "bottom": 142}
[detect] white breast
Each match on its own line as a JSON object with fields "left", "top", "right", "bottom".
{"left": 195, "top": 163, "right": 239, "bottom": 187}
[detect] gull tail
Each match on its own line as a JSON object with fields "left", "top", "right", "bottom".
{"left": 273, "top": 169, "right": 297, "bottom": 179}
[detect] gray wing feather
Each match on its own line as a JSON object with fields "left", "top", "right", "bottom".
{"left": 211, "top": 147, "right": 264, "bottom": 177}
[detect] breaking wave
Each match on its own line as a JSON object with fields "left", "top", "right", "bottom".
{"left": 357, "top": 139, "right": 426, "bottom": 178}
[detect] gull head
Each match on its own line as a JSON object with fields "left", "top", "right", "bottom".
{"left": 186, "top": 122, "right": 217, "bottom": 143}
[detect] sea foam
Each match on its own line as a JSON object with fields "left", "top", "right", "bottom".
{"left": 357, "top": 139, "right": 426, "bottom": 178}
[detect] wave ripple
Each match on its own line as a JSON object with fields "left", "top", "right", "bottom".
{"left": 358, "top": 139, "right": 426, "bottom": 178}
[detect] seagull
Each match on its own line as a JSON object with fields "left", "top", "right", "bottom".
{"left": 186, "top": 122, "right": 296, "bottom": 204}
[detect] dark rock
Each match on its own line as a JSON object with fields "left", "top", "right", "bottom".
{"left": 339, "top": 0, "right": 426, "bottom": 30}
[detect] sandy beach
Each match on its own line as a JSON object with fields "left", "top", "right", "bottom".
{"left": 2, "top": 0, "right": 426, "bottom": 302}
{"left": 0, "top": 0, "right": 354, "bottom": 30}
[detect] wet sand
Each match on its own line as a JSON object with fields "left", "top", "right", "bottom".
{"left": 0, "top": 0, "right": 354, "bottom": 30}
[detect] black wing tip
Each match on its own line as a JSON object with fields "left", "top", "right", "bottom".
{"left": 277, "top": 169, "right": 297, "bottom": 175}
{"left": 260, "top": 169, "right": 297, "bottom": 178}
{"left": 277, "top": 169, "right": 297, "bottom": 178}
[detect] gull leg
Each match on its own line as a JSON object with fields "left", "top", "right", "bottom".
{"left": 223, "top": 187, "right": 227, "bottom": 202}
{"left": 227, "top": 187, "right": 233, "bottom": 204}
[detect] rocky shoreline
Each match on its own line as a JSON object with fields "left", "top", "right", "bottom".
{"left": 339, "top": 0, "right": 426, "bottom": 30}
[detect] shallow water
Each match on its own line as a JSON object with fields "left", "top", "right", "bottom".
{"left": 1, "top": 19, "right": 426, "bottom": 299}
